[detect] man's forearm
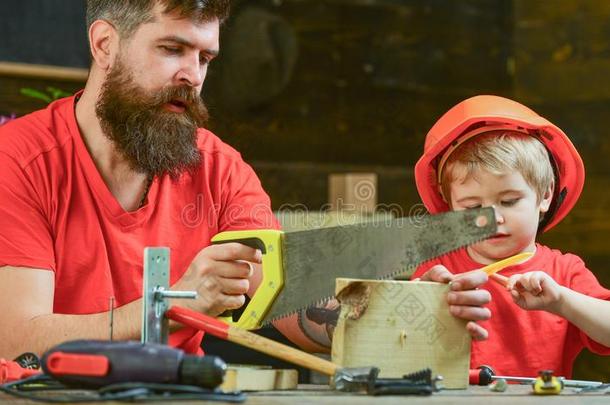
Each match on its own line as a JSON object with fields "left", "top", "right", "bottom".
{"left": 1, "top": 300, "right": 142, "bottom": 359}
{"left": 273, "top": 313, "right": 331, "bottom": 354}
{"left": 247, "top": 260, "right": 333, "bottom": 353}
{"left": 557, "top": 287, "right": 610, "bottom": 347}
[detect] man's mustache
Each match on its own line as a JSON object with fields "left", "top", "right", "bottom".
{"left": 152, "top": 86, "right": 202, "bottom": 110}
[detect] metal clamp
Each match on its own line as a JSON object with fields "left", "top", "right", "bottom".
{"left": 142, "top": 247, "right": 197, "bottom": 344}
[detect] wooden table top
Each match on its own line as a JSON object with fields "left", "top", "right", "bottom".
{"left": 1, "top": 384, "right": 608, "bottom": 404}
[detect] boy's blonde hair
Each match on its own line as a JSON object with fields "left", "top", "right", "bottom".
{"left": 440, "top": 130, "right": 555, "bottom": 204}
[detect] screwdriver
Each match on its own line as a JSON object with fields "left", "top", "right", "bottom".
{"left": 478, "top": 252, "right": 533, "bottom": 287}
{"left": 480, "top": 252, "right": 533, "bottom": 276}
{"left": 469, "top": 365, "right": 603, "bottom": 388}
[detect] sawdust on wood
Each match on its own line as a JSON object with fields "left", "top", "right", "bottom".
{"left": 335, "top": 281, "right": 372, "bottom": 320}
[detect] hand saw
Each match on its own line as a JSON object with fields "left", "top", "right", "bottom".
{"left": 212, "top": 207, "right": 496, "bottom": 330}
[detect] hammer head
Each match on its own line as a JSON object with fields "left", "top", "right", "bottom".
{"left": 333, "top": 367, "right": 380, "bottom": 392}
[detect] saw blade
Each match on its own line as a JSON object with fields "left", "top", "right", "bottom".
{"left": 260, "top": 207, "right": 496, "bottom": 325}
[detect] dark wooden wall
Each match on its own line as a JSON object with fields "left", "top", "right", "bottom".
{"left": 1, "top": 0, "right": 609, "bottom": 380}
{"left": 510, "top": 1, "right": 610, "bottom": 381}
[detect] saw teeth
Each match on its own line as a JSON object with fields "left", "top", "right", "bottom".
{"left": 263, "top": 232, "right": 493, "bottom": 326}
{"left": 262, "top": 310, "right": 297, "bottom": 326}
{"left": 263, "top": 295, "right": 334, "bottom": 326}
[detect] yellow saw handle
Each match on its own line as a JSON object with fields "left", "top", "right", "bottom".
{"left": 211, "top": 229, "right": 284, "bottom": 329}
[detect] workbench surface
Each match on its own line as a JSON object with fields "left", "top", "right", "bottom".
{"left": 1, "top": 384, "right": 608, "bottom": 404}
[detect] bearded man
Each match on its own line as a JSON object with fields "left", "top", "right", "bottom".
{"left": 0, "top": 0, "right": 492, "bottom": 359}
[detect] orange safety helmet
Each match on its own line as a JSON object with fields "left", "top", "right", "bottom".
{"left": 414, "top": 95, "right": 584, "bottom": 232}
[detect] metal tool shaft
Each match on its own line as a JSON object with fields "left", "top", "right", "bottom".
{"left": 494, "top": 375, "right": 603, "bottom": 388}
{"left": 154, "top": 288, "right": 197, "bottom": 299}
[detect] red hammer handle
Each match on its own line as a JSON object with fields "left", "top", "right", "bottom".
{"left": 166, "top": 306, "right": 338, "bottom": 376}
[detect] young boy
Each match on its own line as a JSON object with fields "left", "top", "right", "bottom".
{"left": 412, "top": 95, "right": 610, "bottom": 378}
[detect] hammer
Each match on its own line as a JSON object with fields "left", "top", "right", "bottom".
{"left": 166, "top": 306, "right": 436, "bottom": 394}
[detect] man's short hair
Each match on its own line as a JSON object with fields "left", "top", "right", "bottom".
{"left": 440, "top": 130, "right": 555, "bottom": 203}
{"left": 86, "top": 0, "right": 230, "bottom": 38}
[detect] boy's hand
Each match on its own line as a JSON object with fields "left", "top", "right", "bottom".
{"left": 506, "top": 271, "right": 563, "bottom": 313}
{"left": 419, "top": 265, "right": 491, "bottom": 340}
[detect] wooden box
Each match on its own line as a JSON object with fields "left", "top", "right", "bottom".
{"left": 331, "top": 278, "right": 471, "bottom": 389}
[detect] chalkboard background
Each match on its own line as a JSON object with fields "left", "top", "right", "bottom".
{"left": 0, "top": 0, "right": 89, "bottom": 68}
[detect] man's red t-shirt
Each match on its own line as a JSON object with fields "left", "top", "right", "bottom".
{"left": 413, "top": 244, "right": 610, "bottom": 377}
{"left": 0, "top": 94, "right": 279, "bottom": 353}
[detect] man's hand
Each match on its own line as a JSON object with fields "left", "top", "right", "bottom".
{"left": 506, "top": 271, "right": 563, "bottom": 313}
{"left": 171, "top": 243, "right": 262, "bottom": 316}
{"left": 419, "top": 265, "right": 491, "bottom": 340}
{"left": 301, "top": 298, "right": 341, "bottom": 347}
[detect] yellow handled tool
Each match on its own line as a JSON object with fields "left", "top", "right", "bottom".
{"left": 533, "top": 370, "right": 563, "bottom": 395}
{"left": 211, "top": 230, "right": 284, "bottom": 330}
{"left": 480, "top": 251, "right": 533, "bottom": 288}
{"left": 480, "top": 252, "right": 533, "bottom": 276}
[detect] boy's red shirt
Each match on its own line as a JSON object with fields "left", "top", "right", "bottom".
{"left": 413, "top": 244, "right": 610, "bottom": 377}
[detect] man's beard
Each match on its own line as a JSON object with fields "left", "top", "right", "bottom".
{"left": 95, "top": 60, "right": 208, "bottom": 179}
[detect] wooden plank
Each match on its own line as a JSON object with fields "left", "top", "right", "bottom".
{"left": 221, "top": 365, "right": 298, "bottom": 391}
{"left": 331, "top": 278, "right": 470, "bottom": 389}
{"left": 2, "top": 384, "right": 609, "bottom": 404}
{"left": 276, "top": 211, "right": 393, "bottom": 232}
{"left": 0, "top": 62, "right": 88, "bottom": 82}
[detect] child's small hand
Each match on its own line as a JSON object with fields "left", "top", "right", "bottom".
{"left": 506, "top": 271, "right": 563, "bottom": 312}
{"left": 418, "top": 265, "right": 491, "bottom": 340}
